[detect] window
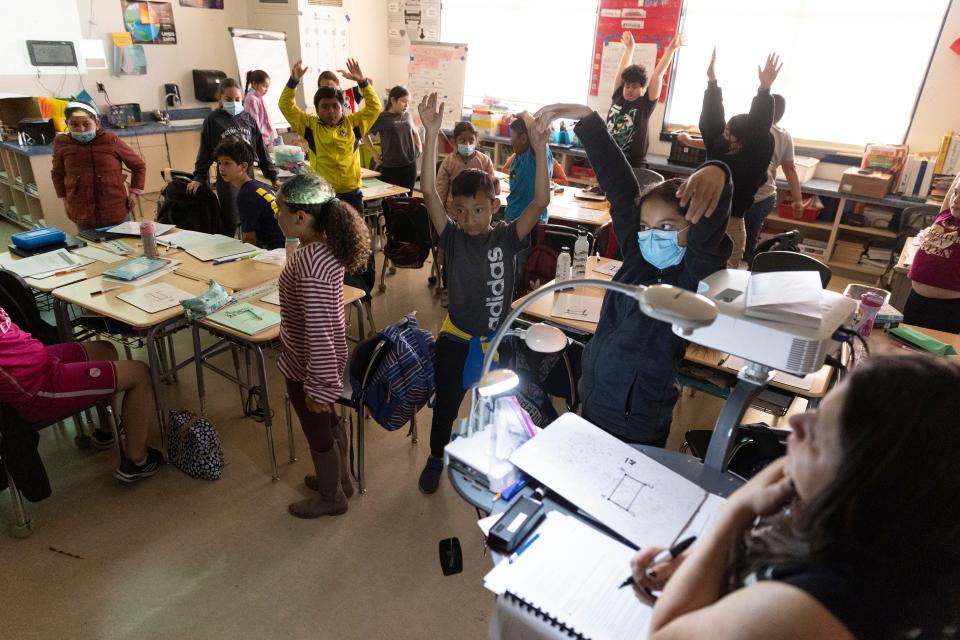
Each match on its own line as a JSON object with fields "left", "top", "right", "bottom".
{"left": 441, "top": 0, "right": 600, "bottom": 114}
{"left": 665, "top": 0, "right": 949, "bottom": 148}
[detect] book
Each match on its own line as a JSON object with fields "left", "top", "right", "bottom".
{"left": 102, "top": 257, "right": 171, "bottom": 281}
{"left": 206, "top": 303, "right": 280, "bottom": 335}
{"left": 934, "top": 133, "right": 950, "bottom": 174}
{"left": 107, "top": 221, "right": 175, "bottom": 237}
{"left": 919, "top": 160, "right": 936, "bottom": 199}
{"left": 743, "top": 271, "right": 824, "bottom": 328}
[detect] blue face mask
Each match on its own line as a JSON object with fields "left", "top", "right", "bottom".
{"left": 637, "top": 227, "right": 687, "bottom": 270}
{"left": 70, "top": 131, "right": 96, "bottom": 143}
{"left": 457, "top": 144, "right": 475, "bottom": 157}
{"left": 223, "top": 101, "right": 244, "bottom": 116}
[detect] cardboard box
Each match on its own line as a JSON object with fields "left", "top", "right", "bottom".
{"left": 839, "top": 168, "right": 893, "bottom": 198}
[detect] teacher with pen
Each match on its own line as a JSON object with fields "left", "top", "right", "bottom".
{"left": 629, "top": 354, "right": 959, "bottom": 639}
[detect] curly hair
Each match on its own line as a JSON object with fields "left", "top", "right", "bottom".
{"left": 279, "top": 174, "right": 371, "bottom": 272}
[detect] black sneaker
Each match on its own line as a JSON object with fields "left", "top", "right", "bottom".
{"left": 113, "top": 447, "right": 164, "bottom": 483}
{"left": 418, "top": 455, "right": 444, "bottom": 494}
{"left": 91, "top": 428, "right": 116, "bottom": 451}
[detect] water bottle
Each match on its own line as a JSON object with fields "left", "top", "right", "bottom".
{"left": 284, "top": 236, "right": 300, "bottom": 261}
{"left": 854, "top": 292, "right": 884, "bottom": 338}
{"left": 555, "top": 247, "right": 571, "bottom": 283}
{"left": 572, "top": 233, "right": 589, "bottom": 279}
{"left": 140, "top": 220, "right": 158, "bottom": 258}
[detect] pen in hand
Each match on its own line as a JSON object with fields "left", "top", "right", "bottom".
{"left": 617, "top": 536, "right": 697, "bottom": 590}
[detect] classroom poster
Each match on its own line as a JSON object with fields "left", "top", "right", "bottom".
{"left": 408, "top": 42, "right": 467, "bottom": 130}
{"left": 120, "top": 1, "right": 177, "bottom": 45}
{"left": 387, "top": 0, "right": 440, "bottom": 55}
{"left": 179, "top": 0, "right": 223, "bottom": 7}
{"left": 589, "top": 0, "right": 681, "bottom": 101}
{"left": 298, "top": 6, "right": 350, "bottom": 94}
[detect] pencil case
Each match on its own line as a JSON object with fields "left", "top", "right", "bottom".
{"left": 887, "top": 326, "right": 957, "bottom": 356}
{"left": 11, "top": 227, "right": 66, "bottom": 250}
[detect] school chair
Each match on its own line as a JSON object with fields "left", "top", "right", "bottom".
{"left": 377, "top": 196, "right": 437, "bottom": 293}
{"left": 632, "top": 167, "right": 665, "bottom": 189}
{"left": 594, "top": 221, "right": 623, "bottom": 261}
{"left": 751, "top": 250, "right": 832, "bottom": 288}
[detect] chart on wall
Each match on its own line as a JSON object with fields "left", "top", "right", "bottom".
{"left": 230, "top": 28, "right": 290, "bottom": 130}
{"left": 387, "top": 0, "right": 441, "bottom": 55}
{"left": 408, "top": 42, "right": 467, "bottom": 130}
{"left": 298, "top": 6, "right": 350, "bottom": 94}
{"left": 588, "top": 0, "right": 681, "bottom": 111}
{"left": 120, "top": 1, "right": 178, "bottom": 45}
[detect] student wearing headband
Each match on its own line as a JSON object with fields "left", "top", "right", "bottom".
{"left": 274, "top": 173, "right": 371, "bottom": 519}
{"left": 51, "top": 101, "right": 147, "bottom": 231}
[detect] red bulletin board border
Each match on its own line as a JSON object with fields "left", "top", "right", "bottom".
{"left": 589, "top": 0, "right": 682, "bottom": 102}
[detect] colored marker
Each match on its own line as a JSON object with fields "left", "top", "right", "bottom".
{"left": 509, "top": 533, "right": 540, "bottom": 564}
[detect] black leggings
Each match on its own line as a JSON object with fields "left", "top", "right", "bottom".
{"left": 903, "top": 290, "right": 960, "bottom": 333}
{"left": 378, "top": 161, "right": 417, "bottom": 192}
{"left": 429, "top": 336, "right": 469, "bottom": 458}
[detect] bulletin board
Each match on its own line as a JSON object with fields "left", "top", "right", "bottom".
{"left": 589, "top": 0, "right": 682, "bottom": 105}
{"left": 407, "top": 41, "right": 467, "bottom": 130}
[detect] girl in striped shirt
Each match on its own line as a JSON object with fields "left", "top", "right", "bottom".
{"left": 276, "top": 173, "right": 371, "bottom": 518}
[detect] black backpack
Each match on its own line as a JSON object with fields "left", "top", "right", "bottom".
{"left": 157, "top": 179, "right": 234, "bottom": 236}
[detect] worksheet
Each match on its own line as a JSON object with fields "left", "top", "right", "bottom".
{"left": 73, "top": 245, "right": 124, "bottom": 264}
{"left": 551, "top": 293, "right": 603, "bottom": 324}
{"left": 0, "top": 249, "right": 92, "bottom": 278}
{"left": 107, "top": 221, "right": 176, "bottom": 236}
{"left": 510, "top": 414, "right": 710, "bottom": 549}
{"left": 592, "top": 260, "right": 623, "bottom": 277}
{"left": 117, "top": 283, "right": 194, "bottom": 313}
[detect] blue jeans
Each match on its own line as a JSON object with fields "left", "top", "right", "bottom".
{"left": 743, "top": 196, "right": 778, "bottom": 264}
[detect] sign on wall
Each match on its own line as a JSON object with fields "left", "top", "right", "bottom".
{"left": 120, "top": 1, "right": 178, "bottom": 45}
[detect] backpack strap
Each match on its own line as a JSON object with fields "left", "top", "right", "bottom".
{"left": 404, "top": 313, "right": 436, "bottom": 407}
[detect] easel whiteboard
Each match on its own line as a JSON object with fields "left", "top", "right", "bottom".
{"left": 230, "top": 28, "right": 291, "bottom": 130}
{"left": 297, "top": 6, "right": 350, "bottom": 98}
{"left": 408, "top": 41, "right": 467, "bottom": 130}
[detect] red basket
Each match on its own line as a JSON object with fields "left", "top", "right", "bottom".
{"left": 777, "top": 200, "right": 820, "bottom": 223}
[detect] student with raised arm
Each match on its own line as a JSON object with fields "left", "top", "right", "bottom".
{"left": 697, "top": 49, "right": 779, "bottom": 268}
{"left": 416, "top": 93, "right": 550, "bottom": 494}
{"left": 606, "top": 31, "right": 686, "bottom": 167}
{"left": 279, "top": 58, "right": 382, "bottom": 214}
{"left": 535, "top": 102, "right": 731, "bottom": 447}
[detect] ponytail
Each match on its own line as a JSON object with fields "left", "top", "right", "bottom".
{"left": 244, "top": 69, "right": 270, "bottom": 93}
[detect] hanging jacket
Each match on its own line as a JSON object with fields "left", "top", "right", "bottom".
{"left": 279, "top": 78, "right": 382, "bottom": 193}
{"left": 192, "top": 108, "right": 278, "bottom": 184}
{"left": 574, "top": 112, "right": 732, "bottom": 444}
{"left": 51, "top": 129, "right": 146, "bottom": 228}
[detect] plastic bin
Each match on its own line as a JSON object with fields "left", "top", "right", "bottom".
{"left": 777, "top": 199, "right": 820, "bottom": 222}
{"left": 777, "top": 155, "right": 819, "bottom": 183}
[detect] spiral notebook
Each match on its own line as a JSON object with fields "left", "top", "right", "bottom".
{"left": 485, "top": 511, "right": 651, "bottom": 639}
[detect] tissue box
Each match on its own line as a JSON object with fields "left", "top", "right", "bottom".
{"left": 839, "top": 168, "right": 893, "bottom": 198}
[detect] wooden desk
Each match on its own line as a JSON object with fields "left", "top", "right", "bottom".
{"left": 361, "top": 167, "right": 380, "bottom": 179}
{"left": 871, "top": 323, "right": 960, "bottom": 360}
{"left": 191, "top": 284, "right": 367, "bottom": 479}
{"left": 361, "top": 179, "right": 409, "bottom": 201}
{"left": 173, "top": 251, "right": 284, "bottom": 292}
{"left": 510, "top": 256, "right": 616, "bottom": 333}
{"left": 546, "top": 187, "right": 611, "bottom": 227}
{"left": 52, "top": 272, "right": 215, "bottom": 448}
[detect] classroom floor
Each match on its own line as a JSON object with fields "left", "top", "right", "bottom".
{"left": 0, "top": 214, "right": 840, "bottom": 639}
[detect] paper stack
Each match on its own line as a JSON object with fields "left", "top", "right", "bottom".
{"left": 743, "top": 271, "right": 824, "bottom": 329}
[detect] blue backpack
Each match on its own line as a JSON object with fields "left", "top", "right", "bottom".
{"left": 352, "top": 313, "right": 436, "bottom": 431}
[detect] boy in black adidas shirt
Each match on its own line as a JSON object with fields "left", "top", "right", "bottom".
{"left": 214, "top": 138, "right": 285, "bottom": 250}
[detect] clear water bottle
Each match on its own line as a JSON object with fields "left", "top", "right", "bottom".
{"left": 572, "top": 233, "right": 589, "bottom": 279}
{"left": 854, "top": 292, "right": 884, "bottom": 338}
{"left": 556, "top": 247, "right": 571, "bottom": 283}
{"left": 140, "top": 220, "right": 158, "bottom": 258}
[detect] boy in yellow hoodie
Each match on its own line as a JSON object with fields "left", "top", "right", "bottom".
{"left": 279, "top": 58, "right": 382, "bottom": 213}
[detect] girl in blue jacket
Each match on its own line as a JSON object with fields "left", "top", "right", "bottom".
{"left": 535, "top": 104, "right": 733, "bottom": 446}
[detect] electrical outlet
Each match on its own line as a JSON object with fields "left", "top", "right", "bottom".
{"left": 96, "top": 83, "right": 106, "bottom": 94}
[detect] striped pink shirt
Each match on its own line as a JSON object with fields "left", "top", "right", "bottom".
{"left": 244, "top": 90, "right": 276, "bottom": 150}
{"left": 277, "top": 242, "right": 347, "bottom": 404}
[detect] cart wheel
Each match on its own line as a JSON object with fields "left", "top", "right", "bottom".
{"left": 378, "top": 283, "right": 387, "bottom": 293}
{"left": 11, "top": 520, "right": 32, "bottom": 538}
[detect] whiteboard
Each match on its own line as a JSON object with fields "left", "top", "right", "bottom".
{"left": 297, "top": 6, "right": 350, "bottom": 99}
{"left": 1, "top": 0, "right": 84, "bottom": 76}
{"left": 408, "top": 41, "right": 468, "bottom": 130}
{"left": 230, "top": 28, "right": 291, "bottom": 130}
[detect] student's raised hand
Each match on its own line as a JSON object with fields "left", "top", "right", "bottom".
{"left": 758, "top": 52, "right": 782, "bottom": 90}
{"left": 706, "top": 47, "right": 717, "bottom": 82}
{"left": 526, "top": 116, "right": 550, "bottom": 150}
{"left": 622, "top": 31, "right": 635, "bottom": 49}
{"left": 534, "top": 103, "right": 593, "bottom": 131}
{"left": 677, "top": 164, "right": 726, "bottom": 223}
{"left": 418, "top": 93, "right": 445, "bottom": 133}
{"left": 338, "top": 58, "right": 365, "bottom": 84}
{"left": 667, "top": 32, "right": 687, "bottom": 51}
{"left": 291, "top": 60, "right": 309, "bottom": 82}
{"left": 629, "top": 546, "right": 687, "bottom": 605}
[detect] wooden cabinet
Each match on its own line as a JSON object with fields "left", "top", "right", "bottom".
{"left": 166, "top": 129, "right": 202, "bottom": 176}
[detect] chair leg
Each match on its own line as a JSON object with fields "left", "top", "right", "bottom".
{"left": 364, "top": 301, "right": 376, "bottom": 335}
{"left": 379, "top": 256, "right": 389, "bottom": 292}
{"left": 408, "top": 414, "right": 419, "bottom": 444}
{"left": 5, "top": 470, "right": 32, "bottom": 538}
{"left": 285, "top": 395, "right": 296, "bottom": 462}
{"left": 357, "top": 406, "right": 367, "bottom": 494}
{"left": 72, "top": 414, "right": 91, "bottom": 449}
{"left": 101, "top": 404, "right": 124, "bottom": 465}
{"left": 166, "top": 333, "right": 178, "bottom": 383}
{"left": 230, "top": 345, "right": 245, "bottom": 410}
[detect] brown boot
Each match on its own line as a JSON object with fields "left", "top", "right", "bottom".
{"left": 304, "top": 419, "right": 354, "bottom": 498}
{"left": 288, "top": 447, "right": 348, "bottom": 519}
